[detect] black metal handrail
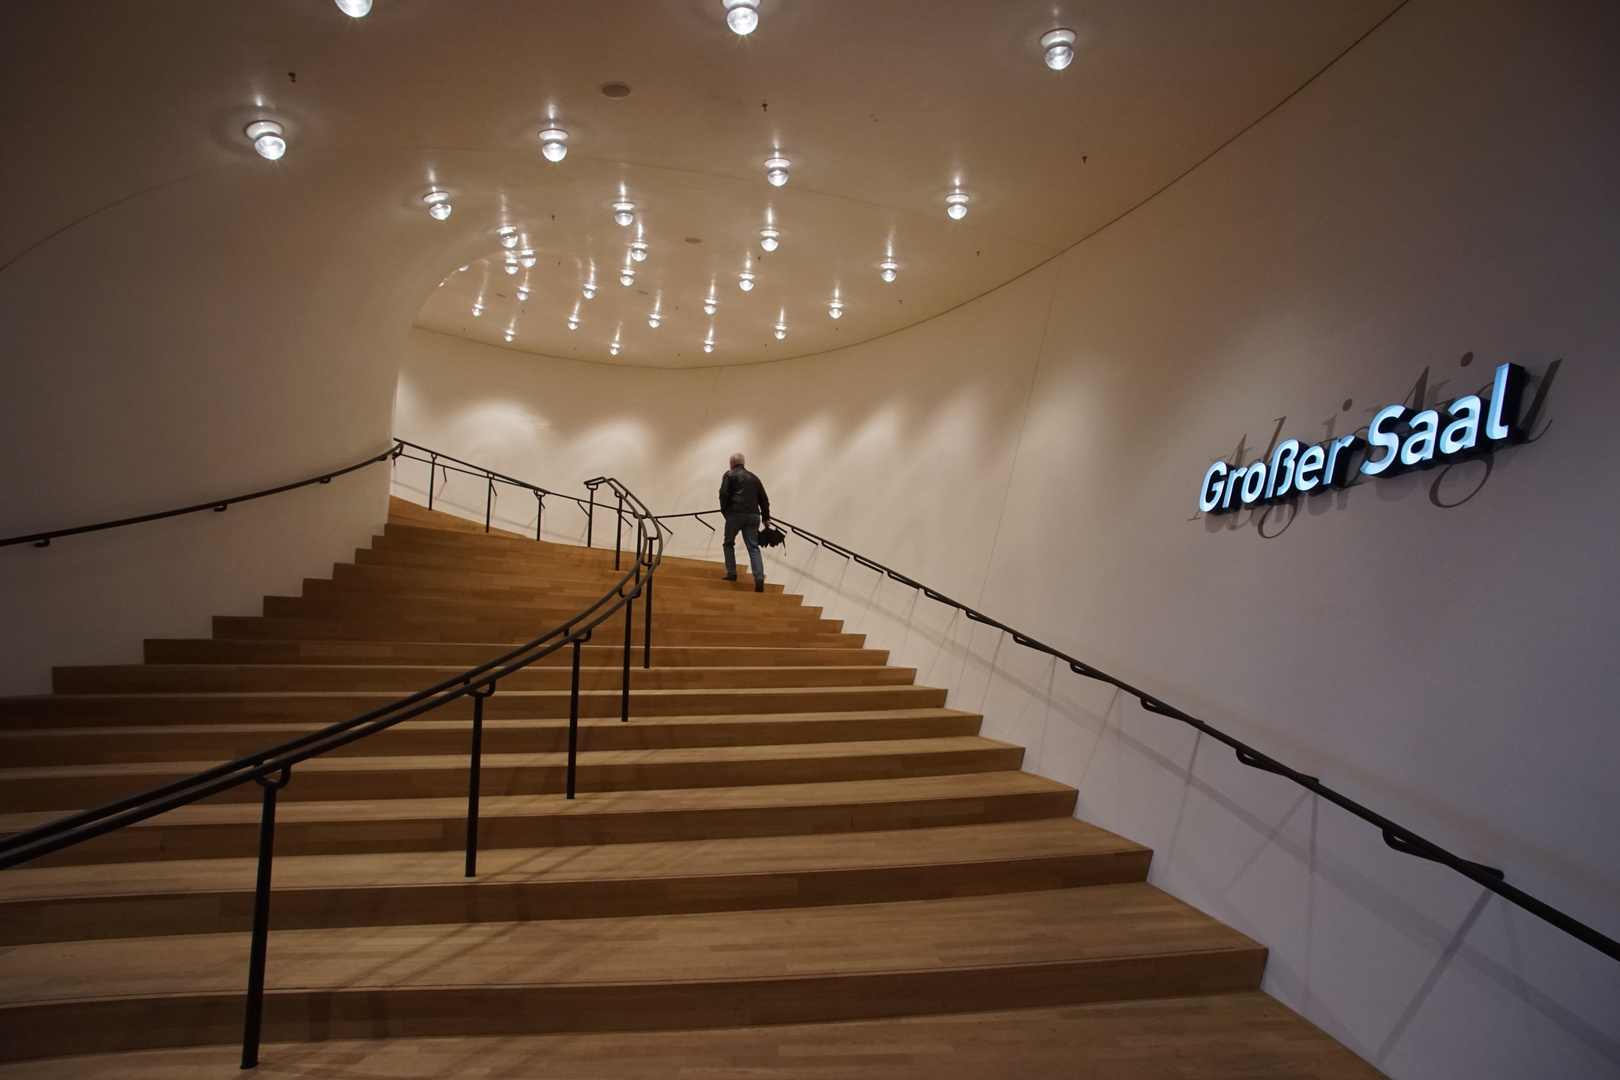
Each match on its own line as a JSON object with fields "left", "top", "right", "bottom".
{"left": 0, "top": 444, "right": 403, "bottom": 549}
{"left": 0, "top": 450, "right": 667, "bottom": 1069}
{"left": 657, "top": 508, "right": 1620, "bottom": 966}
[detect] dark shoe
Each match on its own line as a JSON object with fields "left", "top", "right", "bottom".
{"left": 754, "top": 577, "right": 765, "bottom": 593}
{"left": 722, "top": 573, "right": 736, "bottom": 581}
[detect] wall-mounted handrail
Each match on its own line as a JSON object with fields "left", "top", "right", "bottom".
{"left": 0, "top": 444, "right": 404, "bottom": 550}
{"left": 656, "top": 508, "right": 1620, "bottom": 966}
{"left": 0, "top": 448, "right": 666, "bottom": 1069}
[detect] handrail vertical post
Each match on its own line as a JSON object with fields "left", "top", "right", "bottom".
{"left": 615, "top": 493, "right": 624, "bottom": 571}
{"left": 643, "top": 572, "right": 653, "bottom": 669}
{"left": 484, "top": 476, "right": 494, "bottom": 533}
{"left": 241, "top": 766, "right": 291, "bottom": 1070}
{"left": 622, "top": 587, "right": 634, "bottom": 724}
{"left": 586, "top": 489, "right": 596, "bottom": 548}
{"left": 465, "top": 683, "right": 494, "bottom": 878}
{"left": 535, "top": 491, "right": 544, "bottom": 541}
{"left": 566, "top": 633, "right": 588, "bottom": 799}
{"left": 427, "top": 454, "right": 438, "bottom": 510}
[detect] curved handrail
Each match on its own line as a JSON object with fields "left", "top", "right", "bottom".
{"left": 656, "top": 508, "right": 1620, "bottom": 965}
{"left": 0, "top": 444, "right": 404, "bottom": 549}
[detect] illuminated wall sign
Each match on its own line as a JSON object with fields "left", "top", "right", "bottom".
{"left": 1198, "top": 362, "right": 1527, "bottom": 514}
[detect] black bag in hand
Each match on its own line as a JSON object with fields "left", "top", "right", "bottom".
{"left": 759, "top": 522, "right": 786, "bottom": 549}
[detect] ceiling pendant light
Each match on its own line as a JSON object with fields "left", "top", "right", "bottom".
{"left": 879, "top": 259, "right": 899, "bottom": 283}
{"left": 568, "top": 312, "right": 580, "bottom": 330}
{"left": 472, "top": 302, "right": 484, "bottom": 317}
{"left": 423, "top": 190, "right": 452, "bottom": 220}
{"left": 583, "top": 282, "right": 597, "bottom": 299}
{"left": 459, "top": 265, "right": 469, "bottom": 272}
{"left": 704, "top": 339, "right": 716, "bottom": 354}
{"left": 1041, "top": 29, "right": 1077, "bottom": 71}
{"left": 946, "top": 191, "right": 969, "bottom": 220}
{"left": 765, "top": 155, "right": 790, "bottom": 187}
{"left": 829, "top": 299, "right": 843, "bottom": 319}
{"left": 630, "top": 240, "right": 649, "bottom": 262}
{"left": 519, "top": 249, "right": 537, "bottom": 268}
{"left": 774, "top": 321, "right": 787, "bottom": 340}
{"left": 610, "top": 341, "right": 621, "bottom": 356}
{"left": 517, "top": 285, "right": 531, "bottom": 300}
{"left": 538, "top": 127, "right": 569, "bottom": 162}
{"left": 612, "top": 200, "right": 636, "bottom": 227}
{"left": 503, "top": 261, "right": 519, "bottom": 275}
{"left": 738, "top": 270, "right": 755, "bottom": 292}
{"left": 620, "top": 267, "right": 635, "bottom": 286}
{"left": 497, "top": 226, "right": 519, "bottom": 249}
{"left": 504, "top": 329, "right": 515, "bottom": 342}
{"left": 334, "top": 0, "right": 372, "bottom": 16}
{"left": 703, "top": 296, "right": 718, "bottom": 316}
{"left": 244, "top": 120, "right": 286, "bottom": 161}
{"left": 724, "top": 0, "right": 759, "bottom": 35}
{"left": 649, "top": 312, "right": 661, "bottom": 328}
{"left": 760, "top": 227, "right": 780, "bottom": 252}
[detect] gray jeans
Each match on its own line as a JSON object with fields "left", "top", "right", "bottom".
{"left": 722, "top": 512, "right": 765, "bottom": 580}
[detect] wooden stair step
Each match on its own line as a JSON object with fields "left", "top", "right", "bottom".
{"left": 140, "top": 640, "right": 887, "bottom": 667}
{"left": 0, "top": 736, "right": 1025, "bottom": 812}
{"left": 206, "top": 618, "right": 865, "bottom": 648}
{"left": 0, "top": 886, "right": 1266, "bottom": 1061}
{"left": 0, "top": 771, "right": 1079, "bottom": 865}
{"left": 0, "top": 819, "right": 1150, "bottom": 942}
{"left": 0, "top": 684, "right": 948, "bottom": 728}
{"left": 0, "top": 708, "right": 983, "bottom": 767}
{"left": 51, "top": 662, "right": 915, "bottom": 695}
{"left": 0, "top": 994, "right": 1384, "bottom": 1079}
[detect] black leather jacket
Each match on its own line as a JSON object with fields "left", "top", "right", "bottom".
{"left": 719, "top": 466, "right": 770, "bottom": 518}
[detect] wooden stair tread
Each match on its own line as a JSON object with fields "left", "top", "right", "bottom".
{"left": 142, "top": 641, "right": 889, "bottom": 666}
{"left": 0, "top": 771, "right": 1073, "bottom": 834}
{"left": 0, "top": 819, "right": 1144, "bottom": 901}
{"left": 0, "top": 995, "right": 1385, "bottom": 1079}
{"left": 0, "top": 886, "right": 1262, "bottom": 1004}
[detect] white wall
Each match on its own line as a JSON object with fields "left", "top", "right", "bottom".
{"left": 394, "top": 0, "right": 1620, "bottom": 1076}
{"left": 0, "top": 153, "right": 458, "bottom": 693}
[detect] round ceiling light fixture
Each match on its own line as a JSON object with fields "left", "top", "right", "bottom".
{"left": 703, "top": 297, "right": 718, "bottom": 315}
{"left": 630, "top": 240, "right": 649, "bottom": 262}
{"left": 619, "top": 267, "right": 635, "bottom": 286}
{"left": 472, "top": 302, "right": 484, "bottom": 317}
{"left": 879, "top": 259, "right": 899, "bottom": 283}
{"left": 610, "top": 341, "right": 621, "bottom": 356}
{"left": 1041, "top": 28, "right": 1077, "bottom": 70}
{"left": 567, "top": 313, "right": 580, "bottom": 329}
{"left": 504, "top": 329, "right": 515, "bottom": 342}
{"left": 334, "top": 0, "right": 372, "bottom": 16}
{"left": 704, "top": 339, "right": 716, "bottom": 354}
{"left": 760, "top": 228, "right": 780, "bottom": 252}
{"left": 244, "top": 120, "right": 286, "bottom": 161}
{"left": 946, "top": 191, "right": 969, "bottom": 220}
{"left": 649, "top": 312, "right": 661, "bottom": 328}
{"left": 583, "top": 282, "right": 597, "bottom": 299}
{"left": 829, "top": 299, "right": 844, "bottom": 319}
{"left": 738, "top": 270, "right": 755, "bottom": 292}
{"left": 724, "top": 0, "right": 760, "bottom": 35}
{"left": 612, "top": 200, "right": 636, "bottom": 227}
{"left": 519, "top": 249, "right": 537, "bottom": 268}
{"left": 774, "top": 322, "right": 787, "bottom": 340}
{"left": 497, "top": 226, "right": 519, "bottom": 248}
{"left": 504, "top": 260, "right": 521, "bottom": 275}
{"left": 538, "top": 127, "right": 569, "bottom": 162}
{"left": 765, "top": 156, "right": 790, "bottom": 187}
{"left": 423, "top": 190, "right": 452, "bottom": 220}
{"left": 517, "top": 285, "right": 531, "bottom": 300}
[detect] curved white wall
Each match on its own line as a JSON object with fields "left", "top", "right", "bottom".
{"left": 395, "top": 1, "right": 1620, "bottom": 1076}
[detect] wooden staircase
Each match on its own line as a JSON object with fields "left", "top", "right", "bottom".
{"left": 0, "top": 497, "right": 1381, "bottom": 1077}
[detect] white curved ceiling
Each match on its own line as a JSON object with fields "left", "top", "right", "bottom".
{"left": 2, "top": 0, "right": 1398, "bottom": 368}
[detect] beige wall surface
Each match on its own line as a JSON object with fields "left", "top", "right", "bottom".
{"left": 395, "top": 1, "right": 1620, "bottom": 1076}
